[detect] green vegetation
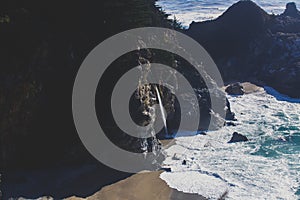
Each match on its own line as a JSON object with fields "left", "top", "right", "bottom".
{"left": 0, "top": 15, "right": 10, "bottom": 23}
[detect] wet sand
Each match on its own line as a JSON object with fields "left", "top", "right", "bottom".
{"left": 66, "top": 140, "right": 206, "bottom": 200}
{"left": 67, "top": 171, "right": 206, "bottom": 200}
{"left": 4, "top": 138, "right": 206, "bottom": 200}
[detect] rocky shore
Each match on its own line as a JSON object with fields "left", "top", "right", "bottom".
{"left": 2, "top": 1, "right": 300, "bottom": 199}
{"left": 187, "top": 1, "right": 300, "bottom": 98}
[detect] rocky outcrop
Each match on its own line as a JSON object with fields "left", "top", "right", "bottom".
{"left": 283, "top": 2, "right": 300, "bottom": 18}
{"left": 225, "top": 98, "right": 236, "bottom": 121}
{"left": 228, "top": 132, "right": 249, "bottom": 143}
{"left": 0, "top": 0, "right": 179, "bottom": 171}
{"left": 225, "top": 83, "right": 245, "bottom": 95}
{"left": 187, "top": 1, "right": 300, "bottom": 98}
{"left": 188, "top": 0, "right": 270, "bottom": 59}
{"left": 0, "top": 0, "right": 228, "bottom": 172}
{"left": 226, "top": 121, "right": 236, "bottom": 127}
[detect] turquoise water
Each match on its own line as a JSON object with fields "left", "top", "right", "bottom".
{"left": 156, "top": 0, "right": 289, "bottom": 26}
{"left": 155, "top": 2, "right": 300, "bottom": 197}
{"left": 161, "top": 88, "right": 300, "bottom": 199}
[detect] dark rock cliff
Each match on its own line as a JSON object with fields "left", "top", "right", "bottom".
{"left": 0, "top": 0, "right": 177, "bottom": 170}
{"left": 0, "top": 0, "right": 227, "bottom": 172}
{"left": 187, "top": 0, "right": 300, "bottom": 98}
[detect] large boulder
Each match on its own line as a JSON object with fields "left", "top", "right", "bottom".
{"left": 225, "top": 83, "right": 245, "bottom": 95}
{"left": 228, "top": 132, "right": 248, "bottom": 143}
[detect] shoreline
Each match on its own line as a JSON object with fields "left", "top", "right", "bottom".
{"left": 160, "top": 82, "right": 300, "bottom": 199}
{"left": 67, "top": 171, "right": 207, "bottom": 200}
{"left": 65, "top": 139, "right": 207, "bottom": 200}
{"left": 2, "top": 83, "right": 271, "bottom": 200}
{"left": 66, "top": 82, "right": 263, "bottom": 200}
{"left": 5, "top": 83, "right": 298, "bottom": 199}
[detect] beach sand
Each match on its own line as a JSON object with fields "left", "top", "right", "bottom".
{"left": 5, "top": 138, "right": 207, "bottom": 200}
{"left": 66, "top": 139, "right": 206, "bottom": 200}
{"left": 240, "top": 82, "right": 263, "bottom": 94}
{"left": 67, "top": 171, "right": 206, "bottom": 200}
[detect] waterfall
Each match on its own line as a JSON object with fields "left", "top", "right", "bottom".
{"left": 155, "top": 86, "right": 168, "bottom": 135}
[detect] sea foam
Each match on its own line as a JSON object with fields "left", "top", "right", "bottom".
{"left": 160, "top": 88, "right": 300, "bottom": 199}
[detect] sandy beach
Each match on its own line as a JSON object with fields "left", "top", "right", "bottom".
{"left": 65, "top": 83, "right": 262, "bottom": 200}
{"left": 61, "top": 138, "right": 206, "bottom": 200}
{"left": 64, "top": 138, "right": 206, "bottom": 200}
{"left": 67, "top": 171, "right": 206, "bottom": 200}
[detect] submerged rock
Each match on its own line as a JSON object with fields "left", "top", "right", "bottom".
{"left": 204, "top": 142, "right": 212, "bottom": 147}
{"left": 161, "top": 167, "right": 172, "bottom": 172}
{"left": 226, "top": 121, "right": 236, "bottom": 126}
{"left": 228, "top": 132, "right": 248, "bottom": 143}
{"left": 278, "top": 136, "right": 288, "bottom": 142}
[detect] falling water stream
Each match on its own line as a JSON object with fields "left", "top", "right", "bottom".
{"left": 155, "top": 86, "right": 168, "bottom": 135}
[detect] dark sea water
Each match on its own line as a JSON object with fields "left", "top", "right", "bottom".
{"left": 156, "top": 0, "right": 290, "bottom": 27}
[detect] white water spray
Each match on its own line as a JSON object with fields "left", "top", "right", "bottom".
{"left": 155, "top": 86, "right": 168, "bottom": 135}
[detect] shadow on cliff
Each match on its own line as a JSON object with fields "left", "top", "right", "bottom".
{"left": 186, "top": 1, "right": 300, "bottom": 98}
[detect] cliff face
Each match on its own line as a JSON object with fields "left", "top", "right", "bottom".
{"left": 0, "top": 0, "right": 177, "bottom": 170}
{"left": 187, "top": 1, "right": 300, "bottom": 98}
{"left": 188, "top": 1, "right": 270, "bottom": 58}
{"left": 0, "top": 0, "right": 227, "bottom": 171}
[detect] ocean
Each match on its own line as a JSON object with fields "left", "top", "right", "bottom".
{"left": 156, "top": 0, "right": 290, "bottom": 27}
{"left": 155, "top": 1, "right": 300, "bottom": 198}
{"left": 160, "top": 88, "right": 300, "bottom": 199}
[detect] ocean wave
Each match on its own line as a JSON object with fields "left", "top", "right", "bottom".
{"left": 160, "top": 88, "right": 300, "bottom": 199}
{"left": 264, "top": 86, "right": 300, "bottom": 103}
